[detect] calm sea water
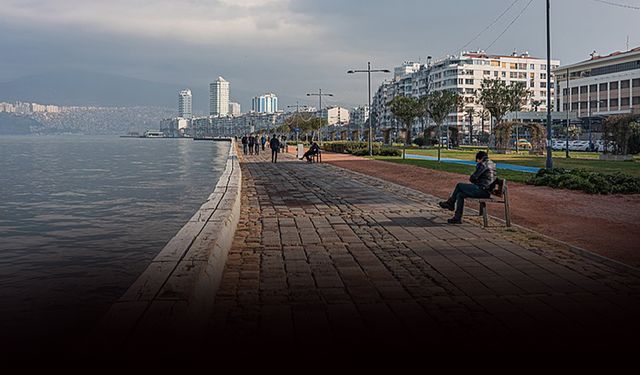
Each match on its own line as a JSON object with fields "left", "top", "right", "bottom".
{"left": 0, "top": 136, "right": 229, "bottom": 346}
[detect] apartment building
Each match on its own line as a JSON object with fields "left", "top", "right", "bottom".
{"left": 373, "top": 50, "right": 560, "bottom": 135}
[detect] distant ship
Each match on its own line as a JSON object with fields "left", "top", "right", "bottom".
{"left": 119, "top": 131, "right": 143, "bottom": 138}
{"left": 143, "top": 131, "right": 165, "bottom": 138}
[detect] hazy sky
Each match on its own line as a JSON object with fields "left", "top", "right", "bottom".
{"left": 0, "top": 0, "right": 638, "bottom": 109}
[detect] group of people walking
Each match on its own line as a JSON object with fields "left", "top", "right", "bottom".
{"left": 240, "top": 134, "right": 288, "bottom": 163}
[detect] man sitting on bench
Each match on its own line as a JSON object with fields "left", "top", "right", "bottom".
{"left": 438, "top": 151, "right": 496, "bottom": 224}
{"left": 300, "top": 142, "right": 320, "bottom": 163}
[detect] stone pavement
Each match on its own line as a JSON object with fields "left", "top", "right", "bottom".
{"left": 208, "top": 148, "right": 640, "bottom": 353}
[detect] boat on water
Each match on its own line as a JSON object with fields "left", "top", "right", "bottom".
{"left": 143, "top": 131, "right": 165, "bottom": 138}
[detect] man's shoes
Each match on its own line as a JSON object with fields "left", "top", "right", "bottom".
{"left": 447, "top": 218, "right": 462, "bottom": 224}
{"left": 438, "top": 201, "right": 454, "bottom": 211}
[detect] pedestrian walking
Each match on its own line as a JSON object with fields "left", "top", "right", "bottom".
{"left": 248, "top": 134, "right": 255, "bottom": 155}
{"left": 270, "top": 134, "right": 280, "bottom": 163}
{"left": 261, "top": 135, "right": 266, "bottom": 151}
{"left": 241, "top": 134, "right": 248, "bottom": 155}
{"left": 254, "top": 135, "right": 260, "bottom": 155}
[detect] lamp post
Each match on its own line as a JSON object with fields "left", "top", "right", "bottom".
{"left": 545, "top": 0, "right": 554, "bottom": 169}
{"left": 286, "top": 102, "right": 309, "bottom": 143}
{"left": 348, "top": 62, "right": 391, "bottom": 156}
{"left": 306, "top": 89, "right": 333, "bottom": 145}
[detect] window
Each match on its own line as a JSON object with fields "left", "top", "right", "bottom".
{"left": 540, "top": 82, "right": 547, "bottom": 88}
{"left": 633, "top": 97, "right": 640, "bottom": 106}
{"left": 541, "top": 73, "right": 547, "bottom": 79}
{"left": 501, "top": 72, "right": 506, "bottom": 78}
{"left": 562, "top": 88, "right": 568, "bottom": 96}
{"left": 510, "top": 63, "right": 517, "bottom": 70}
{"left": 501, "top": 62, "right": 507, "bottom": 68}
{"left": 541, "top": 64, "right": 547, "bottom": 70}
{"left": 494, "top": 71, "right": 499, "bottom": 77}
{"left": 633, "top": 79, "right": 640, "bottom": 88}
{"left": 610, "top": 98, "right": 619, "bottom": 108}
{"left": 621, "top": 80, "right": 630, "bottom": 89}
{"left": 510, "top": 72, "right": 517, "bottom": 78}
{"left": 541, "top": 90, "right": 547, "bottom": 97}
{"left": 490, "top": 60, "right": 500, "bottom": 67}
{"left": 590, "top": 84, "right": 597, "bottom": 93}
{"left": 621, "top": 97, "right": 630, "bottom": 106}
{"left": 530, "top": 64, "right": 535, "bottom": 69}
{"left": 599, "top": 83, "right": 608, "bottom": 91}
{"left": 483, "top": 70, "right": 490, "bottom": 75}
{"left": 571, "top": 87, "right": 578, "bottom": 95}
{"left": 465, "top": 79, "right": 474, "bottom": 85}
{"left": 580, "top": 86, "right": 588, "bottom": 94}
{"left": 610, "top": 81, "right": 619, "bottom": 90}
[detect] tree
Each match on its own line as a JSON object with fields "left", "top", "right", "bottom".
{"left": 477, "top": 78, "right": 511, "bottom": 131}
{"left": 506, "top": 81, "right": 530, "bottom": 152}
{"left": 421, "top": 90, "right": 462, "bottom": 162}
{"left": 389, "top": 95, "right": 423, "bottom": 159}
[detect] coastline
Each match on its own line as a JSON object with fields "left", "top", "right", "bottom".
{"left": 94, "top": 138, "right": 241, "bottom": 348}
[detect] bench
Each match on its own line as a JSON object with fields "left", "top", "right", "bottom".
{"left": 312, "top": 149, "right": 322, "bottom": 163}
{"left": 468, "top": 178, "right": 511, "bottom": 227}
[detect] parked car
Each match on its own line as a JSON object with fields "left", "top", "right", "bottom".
{"left": 569, "top": 140, "right": 590, "bottom": 151}
{"left": 552, "top": 139, "right": 567, "bottom": 150}
{"left": 515, "top": 138, "right": 532, "bottom": 149}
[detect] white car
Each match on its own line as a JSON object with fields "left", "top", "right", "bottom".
{"left": 552, "top": 140, "right": 567, "bottom": 150}
{"left": 569, "top": 140, "right": 590, "bottom": 151}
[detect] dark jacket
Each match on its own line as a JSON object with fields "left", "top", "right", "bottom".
{"left": 270, "top": 137, "right": 280, "bottom": 151}
{"left": 470, "top": 156, "right": 496, "bottom": 190}
{"left": 241, "top": 136, "right": 248, "bottom": 145}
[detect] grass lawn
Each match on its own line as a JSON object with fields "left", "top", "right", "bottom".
{"left": 401, "top": 148, "right": 640, "bottom": 177}
{"left": 374, "top": 156, "right": 534, "bottom": 184}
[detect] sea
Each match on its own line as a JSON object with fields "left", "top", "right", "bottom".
{"left": 0, "top": 135, "right": 229, "bottom": 349}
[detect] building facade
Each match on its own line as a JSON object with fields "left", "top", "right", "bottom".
{"left": 228, "top": 102, "right": 241, "bottom": 116}
{"left": 209, "top": 76, "right": 229, "bottom": 117}
{"left": 372, "top": 50, "right": 560, "bottom": 136}
{"left": 319, "top": 106, "right": 350, "bottom": 126}
{"left": 252, "top": 93, "right": 278, "bottom": 114}
{"left": 178, "top": 89, "right": 193, "bottom": 118}
{"left": 554, "top": 47, "right": 640, "bottom": 119}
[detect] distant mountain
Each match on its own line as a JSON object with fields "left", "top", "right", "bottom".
{"left": 0, "top": 70, "right": 229, "bottom": 111}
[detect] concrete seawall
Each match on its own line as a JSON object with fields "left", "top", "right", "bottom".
{"left": 95, "top": 139, "right": 241, "bottom": 346}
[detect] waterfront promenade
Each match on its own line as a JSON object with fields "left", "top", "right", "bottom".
{"left": 208, "top": 149, "right": 640, "bottom": 353}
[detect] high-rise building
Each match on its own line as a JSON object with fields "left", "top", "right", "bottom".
{"left": 228, "top": 102, "right": 241, "bottom": 116}
{"left": 251, "top": 93, "right": 278, "bottom": 113}
{"left": 178, "top": 89, "right": 193, "bottom": 118}
{"left": 210, "top": 77, "right": 230, "bottom": 117}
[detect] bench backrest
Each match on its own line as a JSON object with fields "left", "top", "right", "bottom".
{"left": 491, "top": 178, "right": 506, "bottom": 197}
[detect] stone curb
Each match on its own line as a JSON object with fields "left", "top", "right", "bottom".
{"left": 94, "top": 138, "right": 242, "bottom": 346}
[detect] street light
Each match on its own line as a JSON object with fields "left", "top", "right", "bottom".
{"left": 306, "top": 89, "right": 333, "bottom": 145}
{"left": 347, "top": 62, "right": 391, "bottom": 156}
{"left": 545, "top": 0, "right": 553, "bottom": 169}
{"left": 286, "top": 102, "right": 309, "bottom": 143}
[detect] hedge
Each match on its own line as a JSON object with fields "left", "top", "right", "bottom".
{"left": 527, "top": 168, "right": 640, "bottom": 194}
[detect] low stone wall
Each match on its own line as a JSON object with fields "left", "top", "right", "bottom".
{"left": 95, "top": 139, "right": 241, "bottom": 346}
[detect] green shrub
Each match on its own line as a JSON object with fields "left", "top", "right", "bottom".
{"left": 528, "top": 168, "right": 640, "bottom": 194}
{"left": 351, "top": 147, "right": 402, "bottom": 157}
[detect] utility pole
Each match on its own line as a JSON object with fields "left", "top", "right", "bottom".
{"left": 307, "top": 89, "right": 333, "bottom": 145}
{"left": 545, "top": 0, "right": 554, "bottom": 169}
{"left": 466, "top": 107, "right": 475, "bottom": 146}
{"left": 287, "top": 102, "right": 309, "bottom": 144}
{"left": 348, "top": 62, "right": 391, "bottom": 156}
{"left": 566, "top": 68, "right": 570, "bottom": 158}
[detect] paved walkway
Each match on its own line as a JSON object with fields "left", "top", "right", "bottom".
{"left": 208, "top": 149, "right": 640, "bottom": 353}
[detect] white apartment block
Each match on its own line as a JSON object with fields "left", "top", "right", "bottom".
{"left": 554, "top": 47, "right": 640, "bottom": 118}
{"left": 210, "top": 76, "right": 230, "bottom": 117}
{"left": 349, "top": 106, "right": 370, "bottom": 128}
{"left": 178, "top": 89, "right": 193, "bottom": 118}
{"left": 373, "top": 50, "right": 560, "bottom": 134}
{"left": 319, "top": 106, "right": 350, "bottom": 126}
{"left": 228, "top": 102, "right": 241, "bottom": 116}
{"left": 252, "top": 93, "right": 278, "bottom": 114}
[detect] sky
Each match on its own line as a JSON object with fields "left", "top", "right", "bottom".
{"left": 0, "top": 0, "right": 638, "bottom": 110}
